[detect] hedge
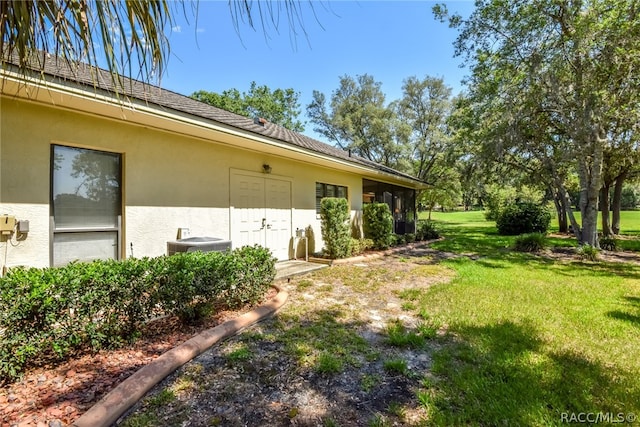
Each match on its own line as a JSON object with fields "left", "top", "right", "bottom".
{"left": 320, "top": 197, "right": 351, "bottom": 259}
{"left": 363, "top": 203, "right": 394, "bottom": 249}
{"left": 0, "top": 246, "right": 275, "bottom": 384}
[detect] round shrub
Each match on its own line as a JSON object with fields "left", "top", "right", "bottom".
{"left": 496, "top": 201, "right": 551, "bottom": 235}
{"left": 349, "top": 238, "right": 374, "bottom": 256}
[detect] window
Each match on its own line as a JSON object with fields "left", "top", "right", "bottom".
{"left": 51, "top": 145, "right": 122, "bottom": 266}
{"left": 316, "top": 182, "right": 348, "bottom": 214}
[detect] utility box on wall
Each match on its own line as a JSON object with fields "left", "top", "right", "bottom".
{"left": 17, "top": 220, "right": 29, "bottom": 233}
{"left": 0, "top": 215, "right": 16, "bottom": 241}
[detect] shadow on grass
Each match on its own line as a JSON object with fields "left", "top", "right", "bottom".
{"left": 120, "top": 308, "right": 429, "bottom": 427}
{"left": 429, "top": 320, "right": 639, "bottom": 425}
{"left": 608, "top": 296, "right": 640, "bottom": 327}
{"left": 430, "top": 222, "right": 640, "bottom": 280}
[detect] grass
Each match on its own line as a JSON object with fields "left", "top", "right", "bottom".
{"left": 274, "top": 307, "right": 375, "bottom": 372}
{"left": 224, "top": 343, "right": 253, "bottom": 362}
{"left": 385, "top": 319, "right": 426, "bottom": 349}
{"left": 383, "top": 358, "right": 410, "bottom": 376}
{"left": 417, "top": 210, "right": 640, "bottom": 425}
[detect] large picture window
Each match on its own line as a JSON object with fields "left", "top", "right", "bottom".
{"left": 51, "top": 145, "right": 122, "bottom": 266}
{"left": 316, "top": 182, "right": 348, "bottom": 214}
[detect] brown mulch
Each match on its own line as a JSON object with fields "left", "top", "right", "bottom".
{"left": 0, "top": 288, "right": 277, "bottom": 427}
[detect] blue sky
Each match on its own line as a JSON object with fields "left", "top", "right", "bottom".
{"left": 160, "top": 1, "right": 475, "bottom": 141}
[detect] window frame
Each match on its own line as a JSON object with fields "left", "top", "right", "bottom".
{"left": 50, "top": 144, "right": 123, "bottom": 266}
{"left": 315, "top": 182, "right": 349, "bottom": 215}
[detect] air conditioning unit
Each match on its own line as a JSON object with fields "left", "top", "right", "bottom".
{"left": 167, "top": 237, "right": 232, "bottom": 256}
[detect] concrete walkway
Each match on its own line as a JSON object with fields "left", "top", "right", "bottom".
{"left": 274, "top": 260, "right": 328, "bottom": 281}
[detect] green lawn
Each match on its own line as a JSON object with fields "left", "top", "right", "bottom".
{"left": 414, "top": 211, "right": 640, "bottom": 425}
{"left": 427, "top": 209, "right": 640, "bottom": 251}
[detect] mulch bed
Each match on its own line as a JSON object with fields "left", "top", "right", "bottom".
{"left": 0, "top": 288, "right": 277, "bottom": 427}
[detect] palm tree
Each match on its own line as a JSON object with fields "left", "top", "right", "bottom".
{"left": 0, "top": 0, "right": 318, "bottom": 86}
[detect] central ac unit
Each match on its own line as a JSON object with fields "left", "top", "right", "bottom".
{"left": 167, "top": 237, "right": 232, "bottom": 256}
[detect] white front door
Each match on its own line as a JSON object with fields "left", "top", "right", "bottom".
{"left": 231, "top": 172, "right": 292, "bottom": 260}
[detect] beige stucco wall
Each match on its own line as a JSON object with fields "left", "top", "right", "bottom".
{"left": 0, "top": 96, "right": 364, "bottom": 268}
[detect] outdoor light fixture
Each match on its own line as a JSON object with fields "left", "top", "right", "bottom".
{"left": 262, "top": 164, "right": 272, "bottom": 174}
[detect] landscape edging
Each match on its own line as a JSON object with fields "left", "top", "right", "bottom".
{"left": 331, "top": 238, "right": 443, "bottom": 265}
{"left": 72, "top": 285, "right": 289, "bottom": 427}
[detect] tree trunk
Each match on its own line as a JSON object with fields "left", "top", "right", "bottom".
{"left": 553, "top": 191, "right": 568, "bottom": 233}
{"left": 576, "top": 129, "right": 604, "bottom": 247}
{"left": 612, "top": 170, "right": 628, "bottom": 234}
{"left": 600, "top": 184, "right": 613, "bottom": 236}
{"left": 561, "top": 184, "right": 582, "bottom": 241}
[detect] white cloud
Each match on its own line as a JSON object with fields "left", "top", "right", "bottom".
{"left": 172, "top": 25, "right": 182, "bottom": 33}
{"left": 196, "top": 27, "right": 205, "bottom": 33}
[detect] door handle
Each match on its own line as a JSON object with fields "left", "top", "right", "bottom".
{"left": 261, "top": 218, "right": 266, "bottom": 230}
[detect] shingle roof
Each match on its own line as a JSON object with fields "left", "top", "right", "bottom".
{"left": 3, "top": 52, "right": 423, "bottom": 185}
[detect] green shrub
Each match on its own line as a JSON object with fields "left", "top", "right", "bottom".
{"left": 0, "top": 246, "right": 275, "bottom": 384}
{"left": 483, "top": 184, "right": 544, "bottom": 221}
{"left": 320, "top": 197, "right": 352, "bottom": 259}
{"left": 404, "top": 233, "right": 416, "bottom": 243}
{"left": 393, "top": 234, "right": 406, "bottom": 246}
{"left": 363, "top": 203, "right": 394, "bottom": 249}
{"left": 350, "top": 238, "right": 374, "bottom": 256}
{"left": 513, "top": 232, "right": 548, "bottom": 252}
{"left": 483, "top": 185, "right": 519, "bottom": 220}
{"left": 223, "top": 245, "right": 276, "bottom": 308}
{"left": 576, "top": 244, "right": 599, "bottom": 261}
{"left": 599, "top": 236, "right": 619, "bottom": 251}
{"left": 496, "top": 201, "right": 551, "bottom": 235}
{"left": 416, "top": 220, "right": 440, "bottom": 240}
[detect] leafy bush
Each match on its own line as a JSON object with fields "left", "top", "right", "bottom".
{"left": 496, "top": 201, "right": 551, "bottom": 235}
{"left": 513, "top": 232, "right": 548, "bottom": 252}
{"left": 0, "top": 246, "right": 275, "bottom": 384}
{"left": 350, "top": 238, "right": 374, "bottom": 256}
{"left": 392, "top": 234, "right": 405, "bottom": 246}
{"left": 404, "top": 233, "right": 416, "bottom": 243}
{"left": 483, "top": 184, "right": 544, "bottom": 221}
{"left": 483, "top": 185, "right": 518, "bottom": 220}
{"left": 224, "top": 245, "right": 276, "bottom": 308}
{"left": 416, "top": 220, "right": 440, "bottom": 241}
{"left": 363, "top": 203, "right": 394, "bottom": 249}
{"left": 599, "top": 236, "right": 619, "bottom": 251}
{"left": 621, "top": 184, "right": 640, "bottom": 209}
{"left": 320, "top": 197, "right": 352, "bottom": 259}
{"left": 576, "top": 244, "right": 599, "bottom": 261}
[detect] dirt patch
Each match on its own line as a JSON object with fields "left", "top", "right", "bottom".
{"left": 116, "top": 250, "right": 453, "bottom": 427}
{"left": 544, "top": 247, "right": 640, "bottom": 264}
